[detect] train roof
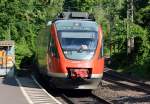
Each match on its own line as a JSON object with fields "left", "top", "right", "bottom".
{"left": 55, "top": 20, "right": 98, "bottom": 31}
{"left": 53, "top": 12, "right": 95, "bottom": 23}
{"left": 0, "top": 41, "right": 15, "bottom": 46}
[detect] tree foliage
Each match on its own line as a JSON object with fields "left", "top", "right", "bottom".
{"left": 105, "top": 0, "right": 150, "bottom": 78}
{"left": 0, "top": 0, "right": 64, "bottom": 68}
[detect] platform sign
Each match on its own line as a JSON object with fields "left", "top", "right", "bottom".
{"left": 0, "top": 41, "right": 15, "bottom": 77}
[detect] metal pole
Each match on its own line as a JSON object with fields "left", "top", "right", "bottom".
{"left": 131, "top": 0, "right": 134, "bottom": 52}
{"left": 6, "top": 47, "right": 8, "bottom": 75}
{"left": 127, "top": 0, "right": 129, "bottom": 55}
{"left": 131, "top": 0, "right": 134, "bottom": 23}
{"left": 127, "top": 0, "right": 134, "bottom": 55}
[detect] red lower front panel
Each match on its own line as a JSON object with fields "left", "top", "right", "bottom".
{"left": 47, "top": 55, "right": 104, "bottom": 79}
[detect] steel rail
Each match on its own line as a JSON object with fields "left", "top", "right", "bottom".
{"left": 103, "top": 77, "right": 150, "bottom": 94}
{"left": 104, "top": 70, "right": 150, "bottom": 89}
{"left": 61, "top": 93, "right": 112, "bottom": 104}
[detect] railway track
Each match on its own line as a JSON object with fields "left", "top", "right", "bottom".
{"left": 34, "top": 68, "right": 150, "bottom": 104}
{"left": 103, "top": 69, "right": 150, "bottom": 94}
{"left": 61, "top": 91, "right": 112, "bottom": 104}
{"left": 36, "top": 75, "right": 112, "bottom": 104}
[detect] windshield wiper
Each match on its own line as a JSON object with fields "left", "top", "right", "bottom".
{"left": 77, "top": 45, "right": 88, "bottom": 53}
{"left": 62, "top": 45, "right": 95, "bottom": 52}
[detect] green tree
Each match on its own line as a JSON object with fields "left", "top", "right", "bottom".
{"left": 0, "top": 0, "right": 64, "bottom": 69}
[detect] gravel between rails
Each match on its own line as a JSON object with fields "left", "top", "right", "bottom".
{"left": 92, "top": 80, "right": 150, "bottom": 104}
{"left": 61, "top": 90, "right": 112, "bottom": 104}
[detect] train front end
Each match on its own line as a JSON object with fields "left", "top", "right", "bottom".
{"left": 47, "top": 12, "right": 104, "bottom": 89}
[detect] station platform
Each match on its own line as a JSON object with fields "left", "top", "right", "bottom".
{"left": 0, "top": 76, "right": 62, "bottom": 104}
{"left": 0, "top": 77, "right": 28, "bottom": 104}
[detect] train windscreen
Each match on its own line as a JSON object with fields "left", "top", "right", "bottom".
{"left": 56, "top": 20, "right": 99, "bottom": 60}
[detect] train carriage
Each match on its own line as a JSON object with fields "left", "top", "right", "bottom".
{"left": 36, "top": 12, "right": 104, "bottom": 89}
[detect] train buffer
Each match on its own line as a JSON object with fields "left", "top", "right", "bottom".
{"left": 0, "top": 76, "right": 62, "bottom": 104}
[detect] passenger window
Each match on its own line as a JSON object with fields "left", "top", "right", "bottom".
{"left": 49, "top": 37, "right": 59, "bottom": 58}
{"left": 99, "top": 38, "right": 104, "bottom": 58}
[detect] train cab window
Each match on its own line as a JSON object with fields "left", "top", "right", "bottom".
{"left": 56, "top": 20, "right": 99, "bottom": 60}
{"left": 58, "top": 31, "right": 98, "bottom": 60}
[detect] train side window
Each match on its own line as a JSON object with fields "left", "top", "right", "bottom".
{"left": 99, "top": 37, "right": 104, "bottom": 58}
{"left": 48, "top": 36, "right": 52, "bottom": 52}
{"left": 49, "top": 38, "right": 59, "bottom": 58}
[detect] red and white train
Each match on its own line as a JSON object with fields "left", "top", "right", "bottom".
{"left": 36, "top": 12, "right": 104, "bottom": 89}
